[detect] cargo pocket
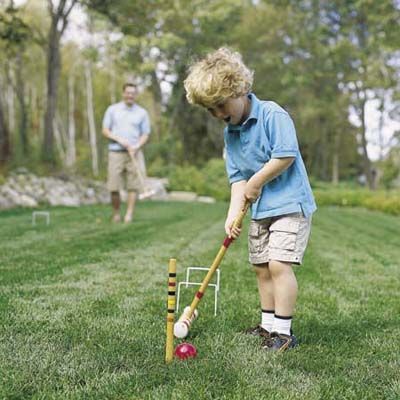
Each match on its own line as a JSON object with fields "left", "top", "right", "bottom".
{"left": 269, "top": 218, "right": 300, "bottom": 251}
{"left": 248, "top": 222, "right": 263, "bottom": 255}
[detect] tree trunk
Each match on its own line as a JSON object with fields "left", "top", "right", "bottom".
{"left": 15, "top": 50, "right": 29, "bottom": 156}
{"left": 84, "top": 61, "right": 99, "bottom": 176}
{"left": 331, "top": 130, "right": 341, "bottom": 185}
{"left": 150, "top": 70, "right": 162, "bottom": 141}
{"left": 43, "top": 19, "right": 60, "bottom": 163}
{"left": 377, "top": 94, "right": 385, "bottom": 162}
{"left": 110, "top": 67, "right": 117, "bottom": 104}
{"left": 43, "top": 0, "right": 78, "bottom": 164}
{"left": 67, "top": 72, "right": 76, "bottom": 169}
{"left": 53, "top": 113, "right": 66, "bottom": 164}
{"left": 0, "top": 80, "right": 11, "bottom": 164}
{"left": 6, "top": 61, "right": 15, "bottom": 135}
{"left": 359, "top": 95, "right": 375, "bottom": 189}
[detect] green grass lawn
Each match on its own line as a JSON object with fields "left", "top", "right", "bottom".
{"left": 0, "top": 202, "right": 399, "bottom": 400}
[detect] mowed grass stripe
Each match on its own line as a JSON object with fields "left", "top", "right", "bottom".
{"left": 0, "top": 203, "right": 399, "bottom": 399}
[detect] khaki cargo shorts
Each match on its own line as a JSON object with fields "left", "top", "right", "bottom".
{"left": 107, "top": 151, "right": 142, "bottom": 192}
{"left": 248, "top": 212, "right": 312, "bottom": 266}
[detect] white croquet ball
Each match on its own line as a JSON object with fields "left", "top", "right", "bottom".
{"left": 174, "top": 322, "right": 189, "bottom": 338}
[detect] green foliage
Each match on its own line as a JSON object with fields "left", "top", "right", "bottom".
{"left": 153, "top": 157, "right": 230, "bottom": 201}
{"left": 380, "top": 156, "right": 400, "bottom": 190}
{"left": 1, "top": 0, "right": 399, "bottom": 188}
{"left": 0, "top": 5, "right": 31, "bottom": 48}
{"left": 168, "top": 164, "right": 206, "bottom": 194}
{"left": 201, "top": 158, "right": 230, "bottom": 201}
{"left": 314, "top": 187, "right": 400, "bottom": 215}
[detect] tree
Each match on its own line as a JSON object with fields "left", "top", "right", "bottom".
{"left": 331, "top": 0, "right": 400, "bottom": 188}
{"left": 43, "top": 0, "right": 78, "bottom": 164}
{"left": 0, "top": 2, "right": 32, "bottom": 160}
{"left": 0, "top": 77, "right": 10, "bottom": 165}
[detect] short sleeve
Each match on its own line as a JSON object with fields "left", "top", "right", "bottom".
{"left": 224, "top": 148, "right": 245, "bottom": 184}
{"left": 267, "top": 112, "right": 299, "bottom": 158}
{"left": 102, "top": 106, "right": 113, "bottom": 130}
{"left": 140, "top": 111, "right": 151, "bottom": 135}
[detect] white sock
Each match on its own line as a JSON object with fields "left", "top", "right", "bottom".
{"left": 272, "top": 315, "right": 292, "bottom": 336}
{"left": 261, "top": 309, "right": 274, "bottom": 333}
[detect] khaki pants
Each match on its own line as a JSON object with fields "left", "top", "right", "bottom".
{"left": 107, "top": 151, "right": 145, "bottom": 192}
{"left": 248, "top": 212, "right": 312, "bottom": 265}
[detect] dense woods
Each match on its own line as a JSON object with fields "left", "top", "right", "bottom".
{"left": 0, "top": 0, "right": 399, "bottom": 189}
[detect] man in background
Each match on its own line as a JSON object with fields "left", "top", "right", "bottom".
{"left": 102, "top": 83, "right": 151, "bottom": 223}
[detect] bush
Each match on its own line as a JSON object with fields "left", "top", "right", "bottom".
{"left": 153, "top": 159, "right": 400, "bottom": 215}
{"left": 201, "top": 158, "right": 230, "bottom": 201}
{"left": 165, "top": 158, "right": 230, "bottom": 201}
{"left": 314, "top": 187, "right": 400, "bottom": 215}
{"left": 168, "top": 164, "right": 206, "bottom": 194}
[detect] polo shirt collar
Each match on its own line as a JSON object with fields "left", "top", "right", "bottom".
{"left": 227, "top": 92, "right": 260, "bottom": 134}
{"left": 123, "top": 102, "right": 136, "bottom": 110}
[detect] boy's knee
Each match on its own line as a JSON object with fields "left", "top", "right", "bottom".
{"left": 253, "top": 263, "right": 271, "bottom": 279}
{"left": 268, "top": 260, "right": 293, "bottom": 277}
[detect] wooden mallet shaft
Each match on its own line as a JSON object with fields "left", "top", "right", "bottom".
{"left": 177, "top": 200, "right": 250, "bottom": 331}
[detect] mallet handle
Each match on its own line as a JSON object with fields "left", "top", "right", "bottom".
{"left": 186, "top": 199, "right": 250, "bottom": 318}
{"left": 129, "top": 152, "right": 147, "bottom": 191}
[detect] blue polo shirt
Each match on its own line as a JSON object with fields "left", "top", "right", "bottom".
{"left": 224, "top": 93, "right": 316, "bottom": 219}
{"left": 102, "top": 102, "right": 151, "bottom": 151}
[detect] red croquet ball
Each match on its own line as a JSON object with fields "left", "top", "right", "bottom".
{"left": 174, "top": 342, "right": 197, "bottom": 360}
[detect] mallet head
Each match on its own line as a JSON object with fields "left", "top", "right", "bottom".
{"left": 173, "top": 306, "right": 198, "bottom": 338}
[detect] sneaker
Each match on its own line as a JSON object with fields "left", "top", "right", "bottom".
{"left": 265, "top": 332, "right": 298, "bottom": 352}
{"left": 243, "top": 325, "right": 271, "bottom": 338}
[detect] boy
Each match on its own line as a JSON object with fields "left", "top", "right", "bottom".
{"left": 184, "top": 48, "right": 316, "bottom": 352}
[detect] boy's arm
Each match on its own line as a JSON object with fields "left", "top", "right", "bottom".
{"left": 245, "top": 157, "right": 295, "bottom": 202}
{"left": 225, "top": 180, "right": 247, "bottom": 238}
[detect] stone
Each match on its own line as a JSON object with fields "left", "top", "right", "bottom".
{"left": 168, "top": 191, "right": 198, "bottom": 202}
{"left": 197, "top": 196, "right": 216, "bottom": 204}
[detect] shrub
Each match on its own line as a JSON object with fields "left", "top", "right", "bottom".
{"left": 314, "top": 187, "right": 400, "bottom": 215}
{"left": 164, "top": 158, "right": 230, "bottom": 201}
{"left": 168, "top": 164, "right": 206, "bottom": 194}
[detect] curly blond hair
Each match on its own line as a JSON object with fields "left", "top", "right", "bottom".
{"left": 184, "top": 47, "right": 253, "bottom": 108}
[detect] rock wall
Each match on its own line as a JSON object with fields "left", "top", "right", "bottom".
{"left": 0, "top": 168, "right": 169, "bottom": 210}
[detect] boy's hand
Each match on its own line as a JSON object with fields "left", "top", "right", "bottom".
{"left": 245, "top": 177, "right": 262, "bottom": 202}
{"left": 225, "top": 216, "right": 242, "bottom": 239}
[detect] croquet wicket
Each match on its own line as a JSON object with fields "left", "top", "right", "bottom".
{"left": 165, "top": 258, "right": 177, "bottom": 363}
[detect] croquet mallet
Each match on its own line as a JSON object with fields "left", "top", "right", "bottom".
{"left": 129, "top": 151, "right": 156, "bottom": 200}
{"left": 174, "top": 199, "right": 251, "bottom": 338}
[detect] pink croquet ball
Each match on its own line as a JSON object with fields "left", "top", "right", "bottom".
{"left": 174, "top": 342, "right": 197, "bottom": 360}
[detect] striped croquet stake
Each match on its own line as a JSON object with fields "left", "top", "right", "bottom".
{"left": 174, "top": 199, "right": 250, "bottom": 338}
{"left": 165, "top": 258, "right": 177, "bottom": 363}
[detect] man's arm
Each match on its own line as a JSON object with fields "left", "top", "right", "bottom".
{"left": 102, "top": 127, "right": 130, "bottom": 148}
{"left": 245, "top": 157, "right": 295, "bottom": 202}
{"left": 135, "top": 134, "right": 150, "bottom": 151}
